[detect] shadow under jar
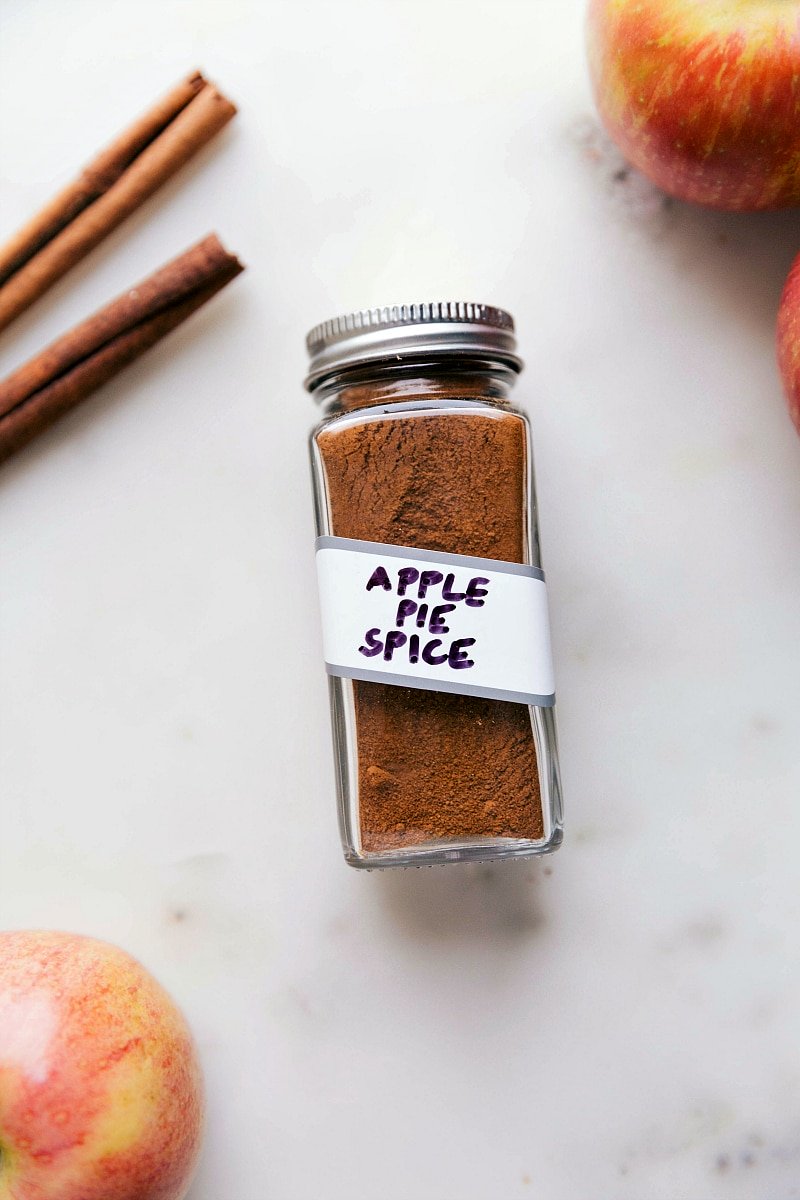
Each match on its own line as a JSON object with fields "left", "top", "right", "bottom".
{"left": 306, "top": 303, "right": 562, "bottom": 869}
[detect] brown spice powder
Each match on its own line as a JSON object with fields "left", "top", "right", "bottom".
{"left": 317, "top": 402, "right": 543, "bottom": 852}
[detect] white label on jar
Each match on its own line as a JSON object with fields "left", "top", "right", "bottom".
{"left": 315, "top": 536, "right": 555, "bottom": 706}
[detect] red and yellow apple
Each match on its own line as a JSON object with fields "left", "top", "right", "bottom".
{"left": 0, "top": 931, "right": 203, "bottom": 1200}
{"left": 588, "top": 0, "right": 800, "bottom": 210}
{"left": 777, "top": 251, "right": 800, "bottom": 435}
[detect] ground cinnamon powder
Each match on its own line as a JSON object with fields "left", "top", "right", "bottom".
{"left": 317, "top": 386, "right": 543, "bottom": 852}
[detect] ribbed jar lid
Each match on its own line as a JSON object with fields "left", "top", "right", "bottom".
{"left": 304, "top": 301, "right": 523, "bottom": 392}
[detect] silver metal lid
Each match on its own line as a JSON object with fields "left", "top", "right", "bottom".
{"left": 304, "top": 301, "right": 523, "bottom": 392}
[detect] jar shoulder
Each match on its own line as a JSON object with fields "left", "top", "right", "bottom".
{"left": 311, "top": 397, "right": 531, "bottom": 443}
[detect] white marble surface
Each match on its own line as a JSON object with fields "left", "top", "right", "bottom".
{"left": 2, "top": 2, "right": 800, "bottom": 1197}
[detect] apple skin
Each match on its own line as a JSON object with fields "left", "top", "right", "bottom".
{"left": 777, "top": 252, "right": 800, "bottom": 436}
{"left": 0, "top": 932, "right": 203, "bottom": 1200}
{"left": 587, "top": 0, "right": 800, "bottom": 211}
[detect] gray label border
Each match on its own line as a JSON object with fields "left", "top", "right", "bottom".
{"left": 315, "top": 535, "right": 545, "bottom": 581}
{"left": 326, "top": 662, "right": 556, "bottom": 708}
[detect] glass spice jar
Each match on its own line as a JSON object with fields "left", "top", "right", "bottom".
{"left": 306, "top": 303, "right": 562, "bottom": 869}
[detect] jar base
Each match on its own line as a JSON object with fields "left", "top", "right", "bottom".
{"left": 342, "top": 828, "right": 563, "bottom": 870}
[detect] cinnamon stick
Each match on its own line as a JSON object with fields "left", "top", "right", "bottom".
{"left": 0, "top": 234, "right": 244, "bottom": 465}
{"left": 0, "top": 72, "right": 236, "bottom": 334}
